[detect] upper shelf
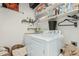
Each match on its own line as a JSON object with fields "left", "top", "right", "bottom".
{"left": 39, "top": 9, "right": 79, "bottom": 21}
{"left": 35, "top": 3, "right": 79, "bottom": 22}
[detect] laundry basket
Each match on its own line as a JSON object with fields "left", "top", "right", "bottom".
{"left": 11, "top": 44, "right": 27, "bottom": 56}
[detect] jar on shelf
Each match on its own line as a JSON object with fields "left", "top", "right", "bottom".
{"left": 66, "top": 3, "right": 73, "bottom": 12}
{"left": 58, "top": 3, "right": 66, "bottom": 14}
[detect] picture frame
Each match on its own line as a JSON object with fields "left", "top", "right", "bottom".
{"left": 2, "top": 3, "right": 19, "bottom": 12}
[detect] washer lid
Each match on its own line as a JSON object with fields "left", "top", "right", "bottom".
{"left": 25, "top": 30, "right": 63, "bottom": 41}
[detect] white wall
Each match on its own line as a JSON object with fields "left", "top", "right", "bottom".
{"left": 0, "top": 3, "right": 35, "bottom": 47}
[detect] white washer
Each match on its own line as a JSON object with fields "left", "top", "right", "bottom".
{"left": 23, "top": 30, "right": 64, "bottom": 56}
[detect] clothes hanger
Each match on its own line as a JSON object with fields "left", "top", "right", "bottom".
{"left": 68, "top": 15, "right": 79, "bottom": 19}
{"left": 58, "top": 19, "right": 77, "bottom": 27}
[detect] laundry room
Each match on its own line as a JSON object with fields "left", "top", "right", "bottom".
{"left": 0, "top": 3, "right": 79, "bottom": 56}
